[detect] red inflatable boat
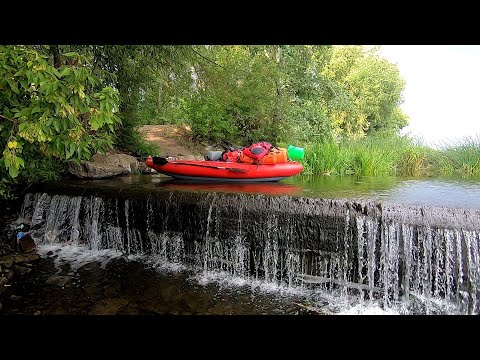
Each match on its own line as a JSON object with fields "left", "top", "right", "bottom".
{"left": 145, "top": 156, "right": 303, "bottom": 182}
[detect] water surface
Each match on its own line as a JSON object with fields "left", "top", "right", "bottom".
{"left": 98, "top": 174, "right": 480, "bottom": 209}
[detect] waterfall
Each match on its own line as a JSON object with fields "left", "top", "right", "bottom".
{"left": 19, "top": 189, "right": 480, "bottom": 314}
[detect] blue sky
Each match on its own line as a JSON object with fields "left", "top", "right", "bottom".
{"left": 378, "top": 45, "right": 480, "bottom": 146}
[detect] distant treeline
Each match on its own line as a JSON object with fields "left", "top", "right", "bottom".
{"left": 136, "top": 45, "right": 407, "bottom": 146}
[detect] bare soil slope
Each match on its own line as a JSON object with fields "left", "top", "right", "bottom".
{"left": 138, "top": 125, "right": 204, "bottom": 160}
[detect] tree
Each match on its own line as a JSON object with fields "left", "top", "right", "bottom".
{"left": 322, "top": 46, "right": 408, "bottom": 138}
{"left": 78, "top": 46, "right": 193, "bottom": 152}
{"left": 0, "top": 45, "right": 120, "bottom": 197}
{"left": 143, "top": 45, "right": 407, "bottom": 145}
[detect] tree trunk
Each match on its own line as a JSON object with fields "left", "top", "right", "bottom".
{"left": 50, "top": 45, "right": 61, "bottom": 69}
{"left": 272, "top": 46, "right": 283, "bottom": 139}
{"left": 157, "top": 87, "right": 162, "bottom": 115}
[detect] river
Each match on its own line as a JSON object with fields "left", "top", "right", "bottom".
{"left": 1, "top": 174, "right": 479, "bottom": 315}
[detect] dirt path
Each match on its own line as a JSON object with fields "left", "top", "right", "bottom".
{"left": 138, "top": 125, "right": 205, "bottom": 160}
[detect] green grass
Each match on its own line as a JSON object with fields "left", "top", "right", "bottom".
{"left": 428, "top": 135, "right": 480, "bottom": 178}
{"left": 303, "top": 134, "right": 432, "bottom": 177}
{"left": 302, "top": 134, "right": 480, "bottom": 179}
{"left": 115, "top": 127, "right": 160, "bottom": 157}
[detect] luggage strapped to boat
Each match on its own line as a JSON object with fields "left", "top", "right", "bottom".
{"left": 220, "top": 141, "right": 288, "bottom": 164}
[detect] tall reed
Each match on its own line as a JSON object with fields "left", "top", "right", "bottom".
{"left": 303, "top": 135, "right": 432, "bottom": 177}
{"left": 429, "top": 135, "right": 480, "bottom": 178}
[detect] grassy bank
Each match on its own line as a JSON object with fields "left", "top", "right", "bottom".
{"left": 429, "top": 136, "right": 480, "bottom": 178}
{"left": 302, "top": 134, "right": 480, "bottom": 178}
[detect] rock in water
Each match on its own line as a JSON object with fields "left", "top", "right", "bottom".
{"left": 18, "top": 234, "right": 36, "bottom": 253}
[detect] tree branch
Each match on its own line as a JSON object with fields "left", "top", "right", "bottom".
{"left": 0, "top": 114, "right": 17, "bottom": 123}
{"left": 191, "top": 47, "right": 228, "bottom": 71}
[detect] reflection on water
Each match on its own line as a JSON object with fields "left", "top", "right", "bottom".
{"left": 284, "top": 175, "right": 480, "bottom": 209}
{"left": 156, "top": 179, "right": 303, "bottom": 196}
{"left": 17, "top": 175, "right": 480, "bottom": 315}
{"left": 52, "top": 173, "right": 480, "bottom": 209}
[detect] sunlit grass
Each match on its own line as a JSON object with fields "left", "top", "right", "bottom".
{"left": 301, "top": 134, "right": 461, "bottom": 178}
{"left": 429, "top": 135, "right": 480, "bottom": 178}
{"left": 304, "top": 135, "right": 431, "bottom": 177}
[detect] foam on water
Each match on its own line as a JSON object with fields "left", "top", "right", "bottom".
{"left": 37, "top": 244, "right": 123, "bottom": 272}
{"left": 20, "top": 190, "right": 480, "bottom": 315}
{"left": 338, "top": 304, "right": 398, "bottom": 315}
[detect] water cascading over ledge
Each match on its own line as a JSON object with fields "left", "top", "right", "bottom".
{"left": 18, "top": 182, "right": 480, "bottom": 314}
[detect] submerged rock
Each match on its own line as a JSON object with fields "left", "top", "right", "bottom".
{"left": 14, "top": 265, "right": 32, "bottom": 276}
{"left": 4, "top": 269, "right": 14, "bottom": 281}
{"left": 18, "top": 235, "right": 36, "bottom": 253}
{"left": 13, "top": 253, "right": 39, "bottom": 264}
{"left": 45, "top": 275, "right": 70, "bottom": 287}
{"left": 88, "top": 298, "right": 129, "bottom": 315}
{"left": 0, "top": 256, "right": 14, "bottom": 268}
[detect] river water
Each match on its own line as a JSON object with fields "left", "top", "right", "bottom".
{"left": 2, "top": 174, "right": 480, "bottom": 315}
{"left": 83, "top": 174, "right": 480, "bottom": 209}
{"left": 286, "top": 175, "right": 480, "bottom": 209}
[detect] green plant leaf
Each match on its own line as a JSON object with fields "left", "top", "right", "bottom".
{"left": 63, "top": 52, "right": 78, "bottom": 58}
{"left": 53, "top": 120, "right": 61, "bottom": 133}
{"left": 31, "top": 106, "right": 41, "bottom": 115}
{"left": 6, "top": 79, "right": 19, "bottom": 94}
{"left": 58, "top": 67, "right": 71, "bottom": 77}
{"left": 8, "top": 165, "right": 19, "bottom": 178}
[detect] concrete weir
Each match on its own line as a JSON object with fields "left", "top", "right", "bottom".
{"left": 18, "top": 181, "right": 480, "bottom": 314}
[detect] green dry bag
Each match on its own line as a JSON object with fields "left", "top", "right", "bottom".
{"left": 287, "top": 145, "right": 305, "bottom": 161}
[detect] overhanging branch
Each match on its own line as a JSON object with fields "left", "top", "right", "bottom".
{"left": 191, "top": 48, "right": 228, "bottom": 71}
{"left": 0, "top": 114, "right": 17, "bottom": 123}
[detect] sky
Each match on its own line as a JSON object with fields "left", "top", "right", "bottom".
{"left": 378, "top": 45, "right": 480, "bottom": 147}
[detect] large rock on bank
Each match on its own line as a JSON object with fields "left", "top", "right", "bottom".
{"left": 68, "top": 153, "right": 139, "bottom": 179}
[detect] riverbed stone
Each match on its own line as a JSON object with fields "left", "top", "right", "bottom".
{"left": 159, "top": 285, "right": 176, "bottom": 301}
{"left": 91, "top": 153, "right": 139, "bottom": 173}
{"left": 103, "top": 284, "right": 117, "bottom": 298}
{"left": 51, "top": 307, "right": 69, "bottom": 315}
{"left": 68, "top": 160, "right": 129, "bottom": 179}
{"left": 0, "top": 256, "right": 14, "bottom": 268}
{"left": 14, "top": 265, "right": 32, "bottom": 276}
{"left": 18, "top": 235, "right": 36, "bottom": 253}
{"left": 140, "top": 299, "right": 170, "bottom": 314}
{"left": 89, "top": 297, "right": 129, "bottom": 315}
{"left": 4, "top": 269, "right": 13, "bottom": 281}
{"left": 10, "top": 294, "right": 22, "bottom": 301}
{"left": 137, "top": 161, "right": 156, "bottom": 174}
{"left": 45, "top": 275, "right": 70, "bottom": 287}
{"left": 13, "top": 253, "right": 39, "bottom": 264}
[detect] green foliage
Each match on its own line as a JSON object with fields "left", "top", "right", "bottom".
{"left": 302, "top": 133, "right": 480, "bottom": 179}
{"left": 429, "top": 136, "right": 480, "bottom": 178}
{"left": 141, "top": 45, "right": 408, "bottom": 147}
{"left": 0, "top": 45, "right": 121, "bottom": 197}
{"left": 79, "top": 45, "right": 192, "bottom": 154}
{"left": 321, "top": 46, "right": 408, "bottom": 139}
{"left": 399, "top": 145, "right": 431, "bottom": 177}
{"left": 119, "top": 128, "right": 160, "bottom": 157}
{"left": 303, "top": 134, "right": 431, "bottom": 177}
{"left": 21, "top": 156, "right": 66, "bottom": 183}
